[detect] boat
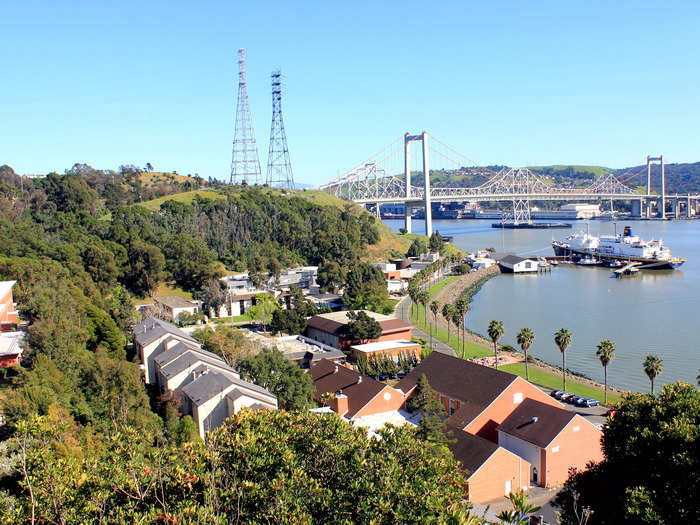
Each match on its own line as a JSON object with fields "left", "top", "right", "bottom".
{"left": 575, "top": 256, "right": 600, "bottom": 266}
{"left": 552, "top": 225, "right": 685, "bottom": 270}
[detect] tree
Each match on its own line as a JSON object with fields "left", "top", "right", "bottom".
{"left": 346, "top": 310, "right": 382, "bottom": 342}
{"left": 344, "top": 263, "right": 389, "bottom": 312}
{"left": 245, "top": 293, "right": 279, "bottom": 331}
{"left": 429, "top": 301, "right": 439, "bottom": 350}
{"left": 192, "top": 325, "right": 256, "bottom": 366}
{"left": 238, "top": 348, "right": 314, "bottom": 410}
{"left": 643, "top": 354, "right": 663, "bottom": 394}
{"left": 554, "top": 328, "right": 572, "bottom": 391}
{"left": 317, "top": 260, "right": 346, "bottom": 293}
{"left": 488, "top": 320, "right": 505, "bottom": 369}
{"left": 455, "top": 298, "right": 469, "bottom": 358}
{"left": 124, "top": 239, "right": 165, "bottom": 296}
{"left": 451, "top": 308, "right": 464, "bottom": 358}
{"left": 406, "top": 237, "right": 428, "bottom": 257}
{"left": 596, "top": 339, "right": 615, "bottom": 405}
{"left": 442, "top": 303, "right": 454, "bottom": 343}
{"left": 554, "top": 383, "right": 700, "bottom": 524}
{"left": 516, "top": 327, "right": 535, "bottom": 381}
{"left": 417, "top": 290, "right": 429, "bottom": 326}
{"left": 270, "top": 308, "right": 306, "bottom": 335}
{"left": 407, "top": 374, "right": 451, "bottom": 446}
{"left": 200, "top": 278, "right": 227, "bottom": 317}
{"left": 429, "top": 231, "right": 444, "bottom": 253}
{"left": 497, "top": 491, "right": 542, "bottom": 524}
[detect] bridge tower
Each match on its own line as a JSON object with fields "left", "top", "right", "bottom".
{"left": 403, "top": 132, "right": 432, "bottom": 235}
{"left": 230, "top": 48, "right": 262, "bottom": 185}
{"left": 646, "top": 155, "right": 665, "bottom": 219}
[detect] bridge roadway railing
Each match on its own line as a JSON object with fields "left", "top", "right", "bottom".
{"left": 350, "top": 191, "right": 652, "bottom": 205}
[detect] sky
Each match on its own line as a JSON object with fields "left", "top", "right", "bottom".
{"left": 2, "top": 1, "right": 700, "bottom": 185}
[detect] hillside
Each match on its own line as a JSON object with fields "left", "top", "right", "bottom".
{"left": 137, "top": 189, "right": 225, "bottom": 210}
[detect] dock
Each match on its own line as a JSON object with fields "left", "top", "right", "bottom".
{"left": 614, "top": 262, "right": 642, "bottom": 278}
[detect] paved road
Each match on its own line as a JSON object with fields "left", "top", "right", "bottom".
{"left": 396, "top": 295, "right": 456, "bottom": 357}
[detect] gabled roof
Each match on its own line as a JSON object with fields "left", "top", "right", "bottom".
{"left": 226, "top": 387, "right": 277, "bottom": 406}
{"left": 499, "top": 255, "right": 530, "bottom": 265}
{"left": 154, "top": 296, "right": 197, "bottom": 309}
{"left": 133, "top": 317, "right": 196, "bottom": 347}
{"left": 159, "top": 350, "right": 231, "bottom": 379}
{"left": 396, "top": 353, "right": 516, "bottom": 428}
{"left": 306, "top": 311, "right": 412, "bottom": 337}
{"left": 182, "top": 371, "right": 275, "bottom": 406}
{"left": 153, "top": 340, "right": 203, "bottom": 367}
{"left": 497, "top": 398, "right": 578, "bottom": 448}
{"left": 0, "top": 281, "right": 16, "bottom": 299}
{"left": 309, "top": 359, "right": 387, "bottom": 418}
{"left": 447, "top": 429, "right": 499, "bottom": 476}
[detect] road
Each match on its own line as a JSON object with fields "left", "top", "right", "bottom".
{"left": 396, "top": 294, "right": 456, "bottom": 357}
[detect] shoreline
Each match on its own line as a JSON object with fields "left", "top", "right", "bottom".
{"left": 432, "top": 268, "right": 627, "bottom": 397}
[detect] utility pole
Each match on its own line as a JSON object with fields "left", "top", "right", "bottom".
{"left": 266, "top": 71, "right": 295, "bottom": 188}
{"left": 230, "top": 48, "right": 262, "bottom": 185}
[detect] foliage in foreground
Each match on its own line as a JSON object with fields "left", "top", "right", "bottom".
{"left": 553, "top": 382, "right": 700, "bottom": 524}
{"left": 3, "top": 409, "right": 473, "bottom": 524}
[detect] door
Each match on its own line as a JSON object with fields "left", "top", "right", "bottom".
{"left": 505, "top": 480, "right": 511, "bottom": 496}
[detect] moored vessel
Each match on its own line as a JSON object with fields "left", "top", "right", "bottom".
{"left": 552, "top": 225, "right": 685, "bottom": 269}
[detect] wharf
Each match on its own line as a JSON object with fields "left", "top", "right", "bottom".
{"left": 614, "top": 262, "right": 642, "bottom": 277}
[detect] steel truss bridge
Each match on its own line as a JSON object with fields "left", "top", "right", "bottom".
{"left": 316, "top": 132, "right": 700, "bottom": 235}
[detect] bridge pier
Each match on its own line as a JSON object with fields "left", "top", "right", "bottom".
{"left": 405, "top": 206, "right": 412, "bottom": 234}
{"left": 422, "top": 132, "right": 432, "bottom": 236}
{"left": 688, "top": 196, "right": 692, "bottom": 218}
{"left": 632, "top": 199, "right": 642, "bottom": 218}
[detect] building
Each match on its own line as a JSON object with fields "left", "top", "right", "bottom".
{"left": 133, "top": 317, "right": 199, "bottom": 385}
{"left": 449, "top": 430, "right": 531, "bottom": 504}
{"left": 153, "top": 296, "right": 200, "bottom": 323}
{"left": 497, "top": 255, "right": 537, "bottom": 274}
{"left": 306, "top": 292, "right": 344, "bottom": 311}
{"left": 560, "top": 203, "right": 601, "bottom": 219}
{"left": 133, "top": 317, "right": 277, "bottom": 438}
{"left": 309, "top": 359, "right": 407, "bottom": 419}
{"left": 305, "top": 311, "right": 413, "bottom": 351}
{"left": 0, "top": 281, "right": 19, "bottom": 331}
{"left": 0, "top": 331, "right": 24, "bottom": 367}
{"left": 181, "top": 370, "right": 277, "bottom": 438}
{"left": 349, "top": 340, "right": 421, "bottom": 362}
{"left": 497, "top": 399, "right": 603, "bottom": 487}
{"left": 396, "top": 352, "right": 563, "bottom": 442}
{"left": 387, "top": 279, "right": 408, "bottom": 294}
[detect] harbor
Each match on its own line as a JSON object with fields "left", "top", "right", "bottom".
{"left": 385, "top": 217, "right": 699, "bottom": 392}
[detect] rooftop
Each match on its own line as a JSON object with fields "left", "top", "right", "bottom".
{"left": 0, "top": 281, "right": 16, "bottom": 299}
{"left": 350, "top": 340, "right": 419, "bottom": 352}
{"left": 182, "top": 370, "right": 275, "bottom": 406}
{"left": 396, "top": 353, "right": 518, "bottom": 428}
{"left": 447, "top": 430, "right": 499, "bottom": 475}
{"left": 0, "top": 331, "right": 24, "bottom": 357}
{"left": 499, "top": 255, "right": 532, "bottom": 265}
{"left": 497, "top": 398, "right": 580, "bottom": 448}
{"left": 154, "top": 296, "right": 197, "bottom": 309}
{"left": 133, "top": 317, "right": 197, "bottom": 347}
{"left": 306, "top": 311, "right": 412, "bottom": 336}
{"left": 309, "top": 359, "right": 388, "bottom": 418}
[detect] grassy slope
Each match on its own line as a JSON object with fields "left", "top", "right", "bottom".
{"left": 137, "top": 189, "right": 225, "bottom": 211}
{"left": 527, "top": 165, "right": 612, "bottom": 177}
{"left": 412, "top": 274, "right": 621, "bottom": 405}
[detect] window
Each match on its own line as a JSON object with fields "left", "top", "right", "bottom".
{"left": 513, "top": 392, "right": 523, "bottom": 404}
{"left": 551, "top": 445, "right": 560, "bottom": 453}
{"left": 449, "top": 399, "right": 455, "bottom": 415}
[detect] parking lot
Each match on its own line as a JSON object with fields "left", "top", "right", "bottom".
{"left": 538, "top": 386, "right": 610, "bottom": 427}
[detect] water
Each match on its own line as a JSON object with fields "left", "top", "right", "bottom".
{"left": 384, "top": 218, "right": 700, "bottom": 392}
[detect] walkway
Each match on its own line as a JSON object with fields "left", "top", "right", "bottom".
{"left": 397, "top": 295, "right": 456, "bottom": 357}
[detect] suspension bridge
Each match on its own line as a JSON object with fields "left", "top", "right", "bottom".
{"left": 316, "top": 132, "right": 700, "bottom": 235}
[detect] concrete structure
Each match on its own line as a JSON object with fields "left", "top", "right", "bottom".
{"left": 449, "top": 431, "right": 531, "bottom": 504}
{"left": 305, "top": 311, "right": 413, "bottom": 351}
{"left": 0, "top": 281, "right": 19, "bottom": 331}
{"left": 403, "top": 132, "right": 432, "bottom": 235}
{"left": 397, "top": 353, "right": 563, "bottom": 441}
{"left": 153, "top": 296, "right": 199, "bottom": 323}
{"left": 309, "top": 359, "right": 407, "bottom": 419}
{"left": 497, "top": 399, "right": 604, "bottom": 487}
{"left": 497, "top": 255, "right": 537, "bottom": 274}
{"left": 349, "top": 340, "right": 421, "bottom": 362}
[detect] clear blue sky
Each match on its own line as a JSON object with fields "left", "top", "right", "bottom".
{"left": 2, "top": 1, "right": 699, "bottom": 184}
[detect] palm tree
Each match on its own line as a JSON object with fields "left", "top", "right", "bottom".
{"left": 456, "top": 299, "right": 470, "bottom": 358}
{"left": 487, "top": 320, "right": 505, "bottom": 369}
{"left": 442, "top": 303, "right": 453, "bottom": 342}
{"left": 516, "top": 328, "right": 535, "bottom": 381}
{"left": 451, "top": 309, "right": 464, "bottom": 358}
{"left": 595, "top": 339, "right": 615, "bottom": 405}
{"left": 418, "top": 290, "right": 429, "bottom": 327}
{"left": 429, "top": 301, "right": 440, "bottom": 350}
{"left": 643, "top": 354, "right": 663, "bottom": 394}
{"left": 554, "top": 328, "right": 572, "bottom": 391}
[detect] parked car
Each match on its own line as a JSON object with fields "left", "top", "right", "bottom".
{"left": 559, "top": 393, "right": 574, "bottom": 402}
{"left": 581, "top": 398, "right": 599, "bottom": 407}
{"left": 567, "top": 395, "right": 583, "bottom": 405}
{"left": 550, "top": 390, "right": 564, "bottom": 398}
{"left": 573, "top": 396, "right": 592, "bottom": 407}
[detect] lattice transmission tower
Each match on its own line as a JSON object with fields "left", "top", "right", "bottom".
{"left": 266, "top": 71, "right": 294, "bottom": 188}
{"left": 230, "top": 48, "right": 262, "bottom": 185}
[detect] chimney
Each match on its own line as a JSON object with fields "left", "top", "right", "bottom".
{"left": 331, "top": 392, "right": 349, "bottom": 417}
{"left": 356, "top": 376, "right": 362, "bottom": 384}
{"left": 531, "top": 416, "right": 538, "bottom": 423}
{"left": 334, "top": 365, "right": 339, "bottom": 374}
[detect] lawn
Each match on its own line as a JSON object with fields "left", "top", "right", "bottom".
{"left": 137, "top": 190, "right": 225, "bottom": 210}
{"left": 500, "top": 362, "right": 621, "bottom": 405}
{"left": 409, "top": 274, "right": 620, "bottom": 404}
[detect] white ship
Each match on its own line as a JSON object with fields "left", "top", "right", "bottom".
{"left": 552, "top": 226, "right": 685, "bottom": 269}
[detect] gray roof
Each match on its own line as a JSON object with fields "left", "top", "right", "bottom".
{"left": 133, "top": 318, "right": 196, "bottom": 347}
{"left": 153, "top": 340, "right": 201, "bottom": 367}
{"left": 499, "top": 255, "right": 529, "bottom": 265}
{"left": 226, "top": 387, "right": 277, "bottom": 406}
{"left": 154, "top": 296, "right": 197, "bottom": 309}
{"left": 159, "top": 350, "right": 231, "bottom": 379}
{"left": 182, "top": 371, "right": 276, "bottom": 406}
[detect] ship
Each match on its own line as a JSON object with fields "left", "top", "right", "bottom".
{"left": 552, "top": 225, "right": 685, "bottom": 270}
